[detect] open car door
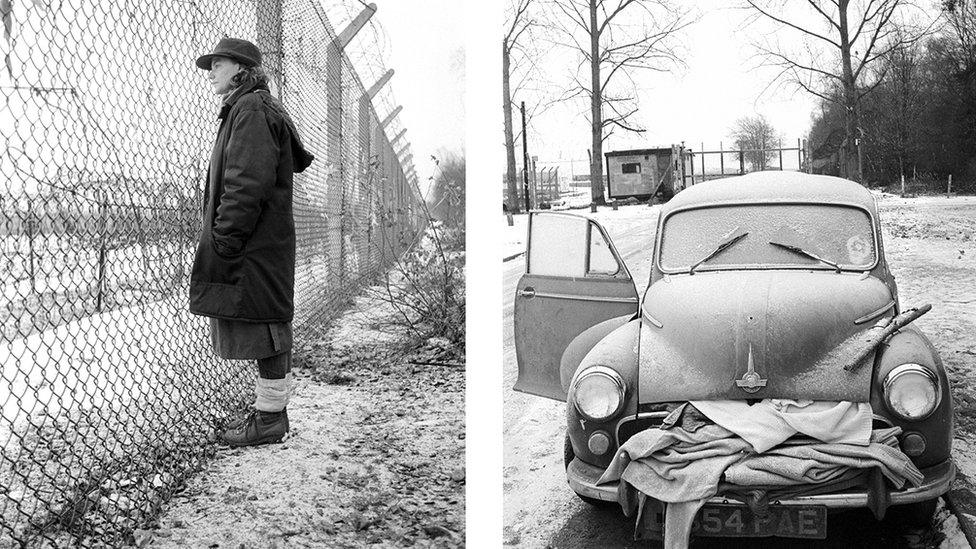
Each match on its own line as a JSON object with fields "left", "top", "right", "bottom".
{"left": 513, "top": 212, "right": 639, "bottom": 400}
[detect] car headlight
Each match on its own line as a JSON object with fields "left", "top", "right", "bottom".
{"left": 572, "top": 366, "right": 625, "bottom": 421}
{"left": 883, "top": 364, "right": 940, "bottom": 420}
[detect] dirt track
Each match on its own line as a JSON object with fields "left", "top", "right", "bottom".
{"left": 502, "top": 194, "right": 976, "bottom": 548}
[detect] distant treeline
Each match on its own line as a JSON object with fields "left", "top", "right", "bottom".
{"left": 809, "top": 19, "right": 975, "bottom": 187}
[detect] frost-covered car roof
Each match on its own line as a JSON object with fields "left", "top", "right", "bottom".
{"left": 663, "top": 171, "right": 877, "bottom": 215}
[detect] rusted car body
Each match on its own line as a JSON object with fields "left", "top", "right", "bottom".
{"left": 513, "top": 171, "right": 954, "bottom": 540}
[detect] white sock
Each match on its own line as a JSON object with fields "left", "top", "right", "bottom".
{"left": 254, "top": 373, "right": 292, "bottom": 412}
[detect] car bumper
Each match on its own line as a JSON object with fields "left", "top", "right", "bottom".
{"left": 567, "top": 456, "right": 955, "bottom": 508}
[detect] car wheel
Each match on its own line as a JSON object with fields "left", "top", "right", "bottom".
{"left": 886, "top": 498, "right": 938, "bottom": 528}
{"left": 563, "top": 434, "right": 616, "bottom": 509}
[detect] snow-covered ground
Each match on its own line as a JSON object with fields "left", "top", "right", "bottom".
{"left": 502, "top": 201, "right": 662, "bottom": 260}
{"left": 148, "top": 290, "right": 465, "bottom": 548}
{"left": 0, "top": 295, "right": 209, "bottom": 441}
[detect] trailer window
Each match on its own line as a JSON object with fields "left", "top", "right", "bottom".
{"left": 622, "top": 163, "right": 641, "bottom": 174}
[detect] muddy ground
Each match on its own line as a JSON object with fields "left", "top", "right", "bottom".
{"left": 502, "top": 194, "right": 976, "bottom": 548}
{"left": 135, "top": 294, "right": 465, "bottom": 548}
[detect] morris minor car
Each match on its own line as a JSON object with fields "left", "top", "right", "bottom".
{"left": 513, "top": 172, "right": 954, "bottom": 543}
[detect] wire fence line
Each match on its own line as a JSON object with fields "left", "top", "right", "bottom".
{"left": 0, "top": 1, "right": 424, "bottom": 546}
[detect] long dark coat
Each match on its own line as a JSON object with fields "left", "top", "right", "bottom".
{"left": 189, "top": 80, "right": 314, "bottom": 322}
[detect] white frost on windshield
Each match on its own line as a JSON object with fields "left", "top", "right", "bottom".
{"left": 660, "top": 204, "right": 876, "bottom": 271}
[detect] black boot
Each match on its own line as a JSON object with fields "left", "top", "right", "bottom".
{"left": 221, "top": 408, "right": 289, "bottom": 447}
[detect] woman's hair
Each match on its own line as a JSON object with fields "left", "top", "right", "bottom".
{"left": 231, "top": 65, "right": 270, "bottom": 89}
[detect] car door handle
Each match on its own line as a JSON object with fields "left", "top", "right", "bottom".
{"left": 519, "top": 287, "right": 536, "bottom": 298}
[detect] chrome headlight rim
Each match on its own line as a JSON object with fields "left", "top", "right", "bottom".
{"left": 571, "top": 366, "right": 626, "bottom": 421}
{"left": 883, "top": 363, "right": 941, "bottom": 421}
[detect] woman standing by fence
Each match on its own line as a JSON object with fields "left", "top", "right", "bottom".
{"left": 189, "top": 37, "right": 314, "bottom": 447}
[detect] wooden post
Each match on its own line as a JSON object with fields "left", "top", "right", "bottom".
{"left": 947, "top": 175, "right": 952, "bottom": 198}
{"left": 797, "top": 138, "right": 802, "bottom": 170}
{"left": 739, "top": 151, "right": 745, "bottom": 175}
{"left": 901, "top": 174, "right": 905, "bottom": 197}
{"left": 778, "top": 140, "right": 784, "bottom": 170}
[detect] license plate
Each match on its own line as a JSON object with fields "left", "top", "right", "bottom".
{"left": 691, "top": 503, "right": 827, "bottom": 539}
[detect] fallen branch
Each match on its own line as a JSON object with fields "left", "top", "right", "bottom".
{"left": 843, "top": 304, "right": 933, "bottom": 372}
{"left": 408, "top": 360, "right": 464, "bottom": 368}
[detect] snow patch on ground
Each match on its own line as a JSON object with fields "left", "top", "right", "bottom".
{"left": 149, "top": 289, "right": 465, "bottom": 547}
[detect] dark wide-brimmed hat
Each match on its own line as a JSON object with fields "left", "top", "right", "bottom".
{"left": 195, "top": 37, "right": 262, "bottom": 70}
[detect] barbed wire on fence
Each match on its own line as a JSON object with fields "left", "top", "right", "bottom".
{"left": 0, "top": 1, "right": 425, "bottom": 546}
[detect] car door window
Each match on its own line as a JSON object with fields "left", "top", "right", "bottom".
{"left": 588, "top": 223, "right": 619, "bottom": 276}
{"left": 528, "top": 213, "right": 587, "bottom": 277}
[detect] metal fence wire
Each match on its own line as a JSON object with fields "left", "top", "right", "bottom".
{"left": 0, "top": 1, "right": 424, "bottom": 546}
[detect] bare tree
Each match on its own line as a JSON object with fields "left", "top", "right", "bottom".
{"left": 871, "top": 38, "right": 923, "bottom": 179}
{"left": 941, "top": 0, "right": 976, "bottom": 73}
{"left": 730, "top": 114, "right": 780, "bottom": 170}
{"left": 549, "top": 0, "right": 693, "bottom": 204}
{"left": 743, "top": 0, "right": 936, "bottom": 183}
{"left": 504, "top": 0, "right": 536, "bottom": 213}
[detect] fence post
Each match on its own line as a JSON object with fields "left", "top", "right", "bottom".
{"left": 701, "top": 142, "right": 705, "bottom": 180}
{"left": 797, "top": 138, "right": 802, "bottom": 171}
{"left": 739, "top": 151, "right": 744, "bottom": 175}
{"left": 719, "top": 141, "right": 724, "bottom": 175}
{"left": 27, "top": 201, "right": 36, "bottom": 294}
{"left": 947, "top": 175, "right": 952, "bottom": 198}
{"left": 521, "top": 101, "right": 530, "bottom": 212}
{"left": 255, "top": 0, "right": 284, "bottom": 98}
{"left": 901, "top": 174, "right": 906, "bottom": 197}
{"left": 778, "top": 140, "right": 783, "bottom": 170}
{"left": 96, "top": 193, "right": 107, "bottom": 313}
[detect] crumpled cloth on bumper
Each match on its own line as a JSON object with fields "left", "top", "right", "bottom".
{"left": 597, "top": 403, "right": 923, "bottom": 549}
{"left": 691, "top": 399, "right": 873, "bottom": 452}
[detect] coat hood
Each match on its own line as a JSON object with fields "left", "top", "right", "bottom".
{"left": 637, "top": 270, "right": 894, "bottom": 403}
{"left": 220, "top": 82, "right": 314, "bottom": 173}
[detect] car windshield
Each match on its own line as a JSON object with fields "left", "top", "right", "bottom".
{"left": 659, "top": 203, "right": 876, "bottom": 272}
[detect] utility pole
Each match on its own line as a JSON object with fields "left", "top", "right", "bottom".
{"left": 521, "top": 101, "right": 530, "bottom": 212}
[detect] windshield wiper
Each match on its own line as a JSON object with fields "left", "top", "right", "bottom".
{"left": 768, "top": 241, "right": 841, "bottom": 273}
{"left": 688, "top": 232, "right": 749, "bottom": 275}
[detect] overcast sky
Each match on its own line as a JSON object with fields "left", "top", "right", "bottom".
{"left": 516, "top": 4, "right": 826, "bottom": 169}
{"left": 365, "top": 0, "right": 465, "bottom": 192}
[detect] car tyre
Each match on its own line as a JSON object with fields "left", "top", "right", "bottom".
{"left": 885, "top": 498, "right": 938, "bottom": 528}
{"left": 563, "top": 434, "right": 616, "bottom": 509}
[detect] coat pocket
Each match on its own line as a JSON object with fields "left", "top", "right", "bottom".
{"left": 189, "top": 282, "right": 244, "bottom": 318}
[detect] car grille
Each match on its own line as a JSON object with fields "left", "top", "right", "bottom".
{"left": 616, "top": 412, "right": 670, "bottom": 446}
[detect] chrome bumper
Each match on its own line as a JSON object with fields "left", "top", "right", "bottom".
{"left": 567, "top": 457, "right": 955, "bottom": 508}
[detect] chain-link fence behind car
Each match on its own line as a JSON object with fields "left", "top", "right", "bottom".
{"left": 0, "top": 1, "right": 423, "bottom": 546}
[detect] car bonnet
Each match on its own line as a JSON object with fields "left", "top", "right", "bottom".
{"left": 637, "top": 270, "right": 893, "bottom": 403}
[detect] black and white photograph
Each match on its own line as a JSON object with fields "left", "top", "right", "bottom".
{"left": 502, "top": 1, "right": 975, "bottom": 547}
{"left": 0, "top": 1, "right": 464, "bottom": 547}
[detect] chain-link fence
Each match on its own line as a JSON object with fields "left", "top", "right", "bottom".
{"left": 0, "top": 1, "right": 424, "bottom": 546}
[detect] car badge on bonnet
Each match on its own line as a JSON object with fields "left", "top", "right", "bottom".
{"left": 736, "top": 344, "right": 767, "bottom": 393}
